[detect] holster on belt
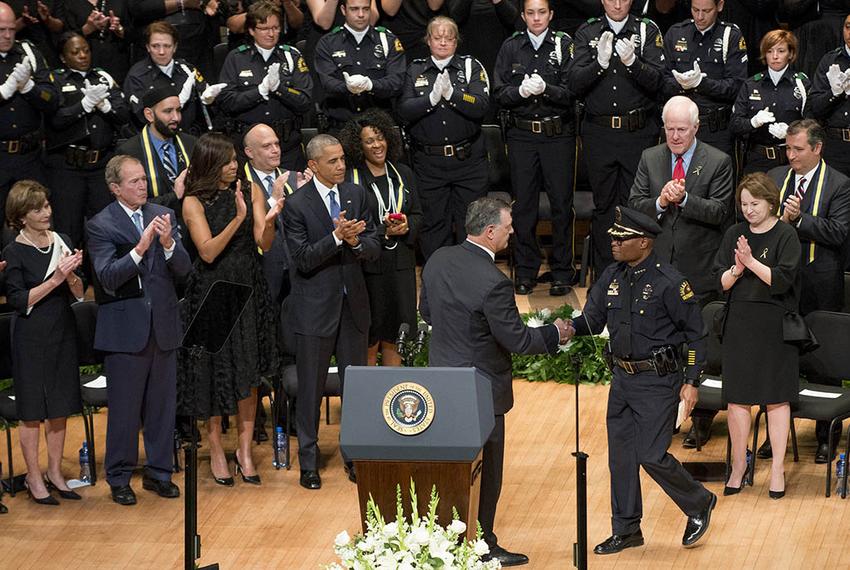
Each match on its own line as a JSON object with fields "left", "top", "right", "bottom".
{"left": 0, "top": 131, "right": 42, "bottom": 154}
{"left": 701, "top": 106, "right": 730, "bottom": 133}
{"left": 63, "top": 146, "right": 105, "bottom": 168}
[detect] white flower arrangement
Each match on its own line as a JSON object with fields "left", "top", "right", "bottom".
{"left": 327, "top": 482, "right": 501, "bottom": 570}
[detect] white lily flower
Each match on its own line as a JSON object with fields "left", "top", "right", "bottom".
{"left": 599, "top": 325, "right": 610, "bottom": 339}
{"left": 334, "top": 531, "right": 351, "bottom": 547}
{"left": 571, "top": 309, "right": 582, "bottom": 318}
{"left": 448, "top": 520, "right": 467, "bottom": 535}
{"left": 473, "top": 539, "right": 490, "bottom": 556}
{"left": 557, "top": 340, "right": 573, "bottom": 353}
{"left": 540, "top": 308, "right": 552, "bottom": 319}
{"left": 527, "top": 316, "right": 545, "bottom": 328}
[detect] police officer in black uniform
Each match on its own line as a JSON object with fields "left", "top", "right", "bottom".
{"left": 397, "top": 15, "right": 489, "bottom": 259}
{"left": 569, "top": 0, "right": 664, "bottom": 269}
{"left": 730, "top": 29, "right": 810, "bottom": 175}
{"left": 313, "top": 0, "right": 406, "bottom": 132}
{"left": 571, "top": 206, "right": 716, "bottom": 555}
{"left": 494, "top": 0, "right": 576, "bottom": 296}
{"left": 218, "top": 1, "right": 313, "bottom": 170}
{"left": 124, "top": 21, "right": 212, "bottom": 135}
{"left": 0, "top": 2, "right": 58, "bottom": 228}
{"left": 809, "top": 14, "right": 850, "bottom": 178}
{"left": 662, "top": 0, "right": 748, "bottom": 158}
{"left": 47, "top": 32, "right": 129, "bottom": 249}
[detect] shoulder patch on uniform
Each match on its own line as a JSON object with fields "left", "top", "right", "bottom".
{"left": 738, "top": 36, "right": 746, "bottom": 50}
{"left": 794, "top": 71, "right": 808, "bottom": 81}
{"left": 394, "top": 38, "right": 404, "bottom": 52}
{"left": 297, "top": 56, "right": 308, "bottom": 73}
{"left": 753, "top": 72, "right": 763, "bottom": 81}
{"left": 679, "top": 280, "right": 694, "bottom": 301}
{"left": 656, "top": 33, "right": 663, "bottom": 48}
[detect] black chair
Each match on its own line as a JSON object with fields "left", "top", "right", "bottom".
{"left": 212, "top": 42, "right": 230, "bottom": 84}
{"left": 575, "top": 191, "right": 594, "bottom": 287}
{"left": 482, "top": 124, "right": 510, "bottom": 197}
{"left": 0, "top": 312, "right": 18, "bottom": 497}
{"left": 72, "top": 301, "right": 106, "bottom": 485}
{"left": 843, "top": 272, "right": 850, "bottom": 313}
{"left": 694, "top": 302, "right": 728, "bottom": 450}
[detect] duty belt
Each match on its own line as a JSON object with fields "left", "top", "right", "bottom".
{"left": 585, "top": 108, "right": 647, "bottom": 132}
{"left": 750, "top": 143, "right": 788, "bottom": 163}
{"left": 826, "top": 127, "right": 850, "bottom": 142}
{"left": 63, "top": 145, "right": 106, "bottom": 167}
{"left": 0, "top": 132, "right": 41, "bottom": 154}
{"left": 613, "top": 356, "right": 657, "bottom": 375}
{"left": 512, "top": 115, "right": 566, "bottom": 136}
{"left": 415, "top": 132, "right": 480, "bottom": 160}
{"left": 699, "top": 107, "right": 731, "bottom": 133}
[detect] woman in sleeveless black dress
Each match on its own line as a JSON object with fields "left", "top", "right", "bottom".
{"left": 179, "top": 134, "right": 282, "bottom": 485}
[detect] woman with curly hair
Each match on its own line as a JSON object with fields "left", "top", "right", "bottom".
{"left": 338, "top": 109, "right": 422, "bottom": 366}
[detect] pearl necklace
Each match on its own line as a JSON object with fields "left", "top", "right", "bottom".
{"left": 19, "top": 229, "right": 53, "bottom": 254}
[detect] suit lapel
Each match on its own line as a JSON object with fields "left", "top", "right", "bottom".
{"left": 684, "top": 141, "right": 705, "bottom": 186}
{"left": 305, "top": 182, "right": 335, "bottom": 233}
{"left": 800, "top": 163, "right": 822, "bottom": 214}
{"left": 110, "top": 201, "right": 140, "bottom": 243}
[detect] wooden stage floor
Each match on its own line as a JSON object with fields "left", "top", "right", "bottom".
{"left": 2, "top": 379, "right": 850, "bottom": 569}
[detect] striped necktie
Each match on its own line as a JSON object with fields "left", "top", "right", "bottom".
{"left": 161, "top": 141, "right": 178, "bottom": 182}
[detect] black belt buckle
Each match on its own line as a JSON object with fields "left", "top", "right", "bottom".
{"left": 765, "top": 146, "right": 776, "bottom": 160}
{"left": 87, "top": 149, "right": 100, "bottom": 164}
{"left": 843, "top": 129, "right": 850, "bottom": 143}
{"left": 610, "top": 116, "right": 622, "bottom": 129}
{"left": 531, "top": 120, "right": 542, "bottom": 134}
{"left": 442, "top": 144, "right": 454, "bottom": 157}
{"left": 7, "top": 140, "right": 20, "bottom": 154}
{"left": 620, "top": 359, "right": 636, "bottom": 374}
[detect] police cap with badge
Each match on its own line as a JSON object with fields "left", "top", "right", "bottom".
{"left": 608, "top": 206, "right": 662, "bottom": 240}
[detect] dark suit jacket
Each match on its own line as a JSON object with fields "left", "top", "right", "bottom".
{"left": 419, "top": 241, "right": 560, "bottom": 415}
{"left": 629, "top": 140, "right": 734, "bottom": 295}
{"left": 86, "top": 200, "right": 192, "bottom": 353}
{"left": 116, "top": 128, "right": 198, "bottom": 212}
{"left": 768, "top": 162, "right": 850, "bottom": 313}
{"left": 282, "top": 179, "right": 380, "bottom": 337}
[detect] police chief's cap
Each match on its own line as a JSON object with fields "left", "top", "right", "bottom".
{"left": 142, "top": 86, "right": 180, "bottom": 109}
{"left": 608, "top": 206, "right": 662, "bottom": 239}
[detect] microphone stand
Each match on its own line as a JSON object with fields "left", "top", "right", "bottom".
{"left": 570, "top": 352, "right": 588, "bottom": 570}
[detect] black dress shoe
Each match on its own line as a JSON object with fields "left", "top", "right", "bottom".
{"left": 723, "top": 461, "right": 751, "bottom": 496}
{"left": 593, "top": 531, "right": 644, "bottom": 555}
{"left": 815, "top": 442, "right": 835, "bottom": 464}
{"left": 682, "top": 419, "right": 712, "bottom": 449}
{"left": 549, "top": 281, "right": 572, "bottom": 297}
{"left": 756, "top": 439, "right": 773, "bottom": 459}
{"left": 45, "top": 476, "right": 82, "bottom": 500}
{"left": 0, "top": 501, "right": 7, "bottom": 514}
{"left": 110, "top": 485, "right": 137, "bottom": 506}
{"left": 300, "top": 470, "right": 321, "bottom": 489}
{"left": 344, "top": 463, "right": 357, "bottom": 483}
{"left": 682, "top": 493, "right": 716, "bottom": 547}
{"left": 515, "top": 280, "right": 534, "bottom": 295}
{"left": 26, "top": 487, "right": 60, "bottom": 506}
{"left": 769, "top": 474, "right": 786, "bottom": 499}
{"left": 235, "top": 453, "right": 262, "bottom": 485}
{"left": 142, "top": 476, "right": 180, "bottom": 498}
{"left": 481, "top": 545, "right": 529, "bottom": 566}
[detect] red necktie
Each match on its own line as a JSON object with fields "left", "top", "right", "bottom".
{"left": 673, "top": 155, "right": 685, "bottom": 180}
{"left": 795, "top": 177, "right": 807, "bottom": 200}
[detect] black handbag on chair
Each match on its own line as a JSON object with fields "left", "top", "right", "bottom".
{"left": 783, "top": 311, "right": 819, "bottom": 354}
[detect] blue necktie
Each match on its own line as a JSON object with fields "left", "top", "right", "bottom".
{"left": 132, "top": 211, "right": 144, "bottom": 236}
{"left": 264, "top": 175, "right": 275, "bottom": 198}
{"left": 161, "top": 141, "right": 178, "bottom": 182}
{"left": 329, "top": 189, "right": 341, "bottom": 220}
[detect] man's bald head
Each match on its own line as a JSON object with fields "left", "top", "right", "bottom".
{"left": 0, "top": 3, "right": 16, "bottom": 54}
{"left": 243, "top": 123, "right": 281, "bottom": 173}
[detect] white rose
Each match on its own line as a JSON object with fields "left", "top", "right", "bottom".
{"left": 448, "top": 520, "right": 467, "bottom": 535}
{"left": 473, "top": 539, "right": 490, "bottom": 557}
{"left": 382, "top": 521, "right": 399, "bottom": 538}
{"left": 540, "top": 308, "right": 552, "bottom": 319}
{"left": 334, "top": 531, "right": 351, "bottom": 547}
{"left": 599, "top": 325, "right": 610, "bottom": 339}
{"left": 571, "top": 309, "right": 582, "bottom": 319}
{"left": 527, "top": 316, "right": 545, "bottom": 328}
{"left": 409, "top": 526, "right": 430, "bottom": 545}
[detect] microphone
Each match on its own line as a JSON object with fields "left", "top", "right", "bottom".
{"left": 395, "top": 323, "right": 410, "bottom": 353}
{"left": 414, "top": 322, "right": 429, "bottom": 354}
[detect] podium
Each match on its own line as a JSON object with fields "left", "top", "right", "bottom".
{"left": 341, "top": 367, "right": 495, "bottom": 541}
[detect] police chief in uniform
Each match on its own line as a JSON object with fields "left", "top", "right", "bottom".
{"left": 809, "top": 14, "right": 850, "bottom": 178}
{"left": 569, "top": 0, "right": 664, "bottom": 269}
{"left": 493, "top": 0, "right": 577, "bottom": 297}
{"left": 397, "top": 16, "right": 490, "bottom": 260}
{"left": 124, "top": 21, "right": 211, "bottom": 136}
{"left": 661, "top": 0, "right": 748, "bottom": 158}
{"left": 47, "top": 32, "right": 129, "bottom": 249}
{"left": 313, "top": 0, "right": 406, "bottom": 131}
{"left": 218, "top": 1, "right": 313, "bottom": 170}
{"left": 572, "top": 206, "right": 716, "bottom": 555}
{"left": 729, "top": 29, "right": 811, "bottom": 175}
{"left": 0, "top": 2, "right": 58, "bottom": 227}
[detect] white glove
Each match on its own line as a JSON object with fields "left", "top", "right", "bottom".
{"left": 518, "top": 74, "right": 533, "bottom": 98}
{"left": 343, "top": 72, "right": 371, "bottom": 94}
{"left": 96, "top": 96, "right": 112, "bottom": 114}
{"left": 178, "top": 72, "right": 195, "bottom": 106}
{"left": 826, "top": 64, "right": 847, "bottom": 97}
{"left": 672, "top": 68, "right": 692, "bottom": 88}
{"left": 0, "top": 71, "right": 18, "bottom": 100}
{"left": 201, "top": 82, "right": 226, "bottom": 105}
{"left": 441, "top": 70, "right": 453, "bottom": 100}
{"left": 528, "top": 73, "right": 546, "bottom": 95}
{"left": 844, "top": 75, "right": 850, "bottom": 96}
{"left": 688, "top": 62, "right": 706, "bottom": 88}
{"left": 597, "top": 31, "right": 614, "bottom": 69}
{"left": 615, "top": 37, "right": 636, "bottom": 67}
{"left": 768, "top": 122, "right": 789, "bottom": 140}
{"left": 81, "top": 80, "right": 109, "bottom": 112}
{"left": 429, "top": 72, "right": 443, "bottom": 106}
{"left": 258, "top": 63, "right": 280, "bottom": 99}
{"left": 750, "top": 108, "right": 776, "bottom": 128}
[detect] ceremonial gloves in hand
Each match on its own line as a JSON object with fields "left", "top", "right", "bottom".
{"left": 178, "top": 64, "right": 195, "bottom": 106}
{"left": 673, "top": 62, "right": 706, "bottom": 90}
{"left": 81, "top": 79, "right": 110, "bottom": 113}
{"left": 258, "top": 62, "right": 281, "bottom": 99}
{"left": 343, "top": 71, "right": 373, "bottom": 94}
{"left": 615, "top": 37, "right": 636, "bottom": 67}
{"left": 768, "top": 122, "right": 788, "bottom": 139}
{"left": 441, "top": 70, "right": 453, "bottom": 100}
{"left": 201, "top": 82, "right": 226, "bottom": 105}
{"left": 428, "top": 71, "right": 444, "bottom": 106}
{"left": 1, "top": 58, "right": 32, "bottom": 99}
{"left": 597, "top": 31, "right": 614, "bottom": 69}
{"left": 750, "top": 108, "right": 775, "bottom": 128}
{"left": 826, "top": 64, "right": 847, "bottom": 97}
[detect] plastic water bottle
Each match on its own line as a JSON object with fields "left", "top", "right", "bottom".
{"left": 836, "top": 453, "right": 846, "bottom": 495}
{"left": 79, "top": 442, "right": 92, "bottom": 483}
{"left": 272, "top": 426, "right": 288, "bottom": 469}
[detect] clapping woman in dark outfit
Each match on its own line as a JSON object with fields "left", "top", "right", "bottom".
{"left": 338, "top": 109, "right": 422, "bottom": 366}
{"left": 3, "top": 181, "right": 85, "bottom": 505}
{"left": 179, "top": 133, "right": 282, "bottom": 486}
{"left": 714, "top": 173, "right": 801, "bottom": 499}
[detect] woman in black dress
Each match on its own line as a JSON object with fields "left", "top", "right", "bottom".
{"left": 2, "top": 181, "right": 85, "bottom": 505}
{"left": 339, "top": 109, "right": 422, "bottom": 366}
{"left": 179, "top": 133, "right": 282, "bottom": 485}
{"left": 713, "top": 173, "right": 801, "bottom": 499}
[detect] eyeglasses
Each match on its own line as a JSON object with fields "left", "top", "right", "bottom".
{"left": 610, "top": 237, "right": 641, "bottom": 244}
{"left": 255, "top": 26, "right": 280, "bottom": 33}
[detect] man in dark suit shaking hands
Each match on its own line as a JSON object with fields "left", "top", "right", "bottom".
{"left": 419, "top": 197, "right": 573, "bottom": 567}
{"left": 86, "top": 155, "right": 192, "bottom": 505}
{"left": 283, "top": 134, "right": 380, "bottom": 490}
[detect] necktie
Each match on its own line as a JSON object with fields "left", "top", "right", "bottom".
{"left": 673, "top": 155, "right": 685, "bottom": 180}
{"left": 610, "top": 267, "right": 633, "bottom": 358}
{"left": 160, "top": 141, "right": 178, "bottom": 182}
{"left": 264, "top": 175, "right": 275, "bottom": 198}
{"left": 795, "top": 177, "right": 807, "bottom": 201}
{"left": 132, "top": 211, "right": 144, "bottom": 236}
{"left": 329, "top": 189, "right": 341, "bottom": 220}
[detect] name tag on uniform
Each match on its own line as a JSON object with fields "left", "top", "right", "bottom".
{"left": 674, "top": 38, "right": 688, "bottom": 52}
{"left": 607, "top": 279, "right": 619, "bottom": 296}
{"left": 415, "top": 75, "right": 429, "bottom": 87}
{"left": 239, "top": 69, "right": 254, "bottom": 77}
{"left": 62, "top": 84, "right": 77, "bottom": 92}
{"left": 332, "top": 50, "right": 346, "bottom": 58}
{"left": 749, "top": 90, "right": 761, "bottom": 101}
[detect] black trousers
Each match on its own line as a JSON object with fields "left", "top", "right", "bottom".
{"left": 412, "top": 139, "right": 488, "bottom": 260}
{"left": 104, "top": 334, "right": 177, "bottom": 486}
{"left": 581, "top": 120, "right": 658, "bottom": 268}
{"left": 696, "top": 124, "right": 734, "bottom": 158}
{"left": 607, "top": 369, "right": 712, "bottom": 535}
{"left": 47, "top": 152, "right": 113, "bottom": 248}
{"left": 0, "top": 149, "right": 48, "bottom": 230}
{"left": 480, "top": 414, "right": 505, "bottom": 547}
{"left": 295, "top": 296, "right": 367, "bottom": 471}
{"left": 823, "top": 136, "right": 850, "bottom": 179}
{"left": 507, "top": 127, "right": 577, "bottom": 283}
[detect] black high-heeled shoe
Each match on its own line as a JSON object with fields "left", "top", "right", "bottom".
{"left": 45, "top": 476, "right": 82, "bottom": 500}
{"left": 212, "top": 471, "right": 235, "bottom": 487}
{"left": 769, "top": 474, "right": 786, "bottom": 500}
{"left": 24, "top": 482, "right": 59, "bottom": 506}
{"left": 723, "top": 461, "right": 751, "bottom": 496}
{"left": 234, "top": 453, "right": 261, "bottom": 485}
